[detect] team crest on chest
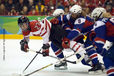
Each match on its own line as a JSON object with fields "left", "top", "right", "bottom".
{"left": 78, "top": 19, "right": 81, "bottom": 23}
{"left": 35, "top": 23, "right": 41, "bottom": 30}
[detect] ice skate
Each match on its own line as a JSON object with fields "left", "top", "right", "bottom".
{"left": 54, "top": 61, "right": 67, "bottom": 70}
{"left": 100, "top": 63, "right": 106, "bottom": 73}
{"left": 88, "top": 62, "right": 104, "bottom": 74}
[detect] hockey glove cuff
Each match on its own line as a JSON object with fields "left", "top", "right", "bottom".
{"left": 50, "top": 18, "right": 59, "bottom": 25}
{"left": 62, "top": 37, "right": 70, "bottom": 49}
{"left": 42, "top": 44, "right": 50, "bottom": 56}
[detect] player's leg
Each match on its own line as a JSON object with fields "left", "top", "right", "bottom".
{"left": 103, "top": 44, "right": 114, "bottom": 76}
{"left": 51, "top": 43, "right": 67, "bottom": 70}
{"left": 103, "top": 57, "right": 114, "bottom": 76}
{"left": 75, "top": 38, "right": 92, "bottom": 66}
{"left": 84, "top": 37, "right": 104, "bottom": 74}
{"left": 76, "top": 53, "right": 92, "bottom": 66}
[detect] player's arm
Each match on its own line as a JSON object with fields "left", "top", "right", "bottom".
{"left": 63, "top": 24, "right": 72, "bottom": 34}
{"left": 20, "top": 30, "right": 30, "bottom": 52}
{"left": 66, "top": 18, "right": 85, "bottom": 40}
{"left": 40, "top": 19, "right": 50, "bottom": 56}
{"left": 40, "top": 33, "right": 50, "bottom": 56}
{"left": 50, "top": 14, "right": 70, "bottom": 25}
{"left": 62, "top": 18, "right": 85, "bottom": 49}
{"left": 20, "top": 36, "right": 30, "bottom": 52}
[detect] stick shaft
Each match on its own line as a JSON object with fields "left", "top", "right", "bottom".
{"left": 24, "top": 51, "right": 78, "bottom": 76}
{"left": 23, "top": 49, "right": 41, "bottom": 73}
{"left": 24, "top": 45, "right": 93, "bottom": 76}
{"left": 25, "top": 64, "right": 53, "bottom": 76}
{"left": 29, "top": 49, "right": 77, "bottom": 64}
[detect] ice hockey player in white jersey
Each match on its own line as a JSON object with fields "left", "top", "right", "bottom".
{"left": 91, "top": 7, "right": 114, "bottom": 76}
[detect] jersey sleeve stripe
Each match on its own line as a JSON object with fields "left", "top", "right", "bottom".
{"left": 94, "top": 37, "right": 106, "bottom": 44}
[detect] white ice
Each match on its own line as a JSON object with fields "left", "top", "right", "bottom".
{"left": 0, "top": 39, "right": 107, "bottom": 76}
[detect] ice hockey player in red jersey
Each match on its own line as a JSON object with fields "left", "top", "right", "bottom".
{"left": 18, "top": 16, "right": 51, "bottom": 56}
{"left": 91, "top": 7, "right": 114, "bottom": 76}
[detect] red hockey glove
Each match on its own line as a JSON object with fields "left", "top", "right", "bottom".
{"left": 50, "top": 18, "right": 59, "bottom": 25}
{"left": 20, "top": 39, "right": 29, "bottom": 52}
{"left": 62, "top": 37, "right": 70, "bottom": 49}
{"left": 42, "top": 44, "right": 50, "bottom": 56}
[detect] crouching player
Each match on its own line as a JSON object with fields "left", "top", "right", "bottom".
{"left": 91, "top": 7, "right": 114, "bottom": 76}
{"left": 50, "top": 8, "right": 86, "bottom": 70}
{"left": 18, "top": 16, "right": 51, "bottom": 56}
{"left": 52, "top": 5, "right": 104, "bottom": 74}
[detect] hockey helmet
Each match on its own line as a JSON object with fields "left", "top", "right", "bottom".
{"left": 53, "top": 9, "right": 64, "bottom": 17}
{"left": 91, "top": 7, "right": 106, "bottom": 21}
{"left": 18, "top": 16, "right": 29, "bottom": 25}
{"left": 18, "top": 16, "right": 29, "bottom": 31}
{"left": 69, "top": 5, "right": 82, "bottom": 14}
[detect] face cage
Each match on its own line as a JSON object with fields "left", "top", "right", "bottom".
{"left": 18, "top": 23, "right": 29, "bottom": 31}
{"left": 92, "top": 12, "right": 103, "bottom": 21}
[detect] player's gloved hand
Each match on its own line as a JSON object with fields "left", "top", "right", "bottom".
{"left": 62, "top": 37, "right": 70, "bottom": 49}
{"left": 42, "top": 44, "right": 50, "bottom": 56}
{"left": 50, "top": 18, "right": 59, "bottom": 25}
{"left": 20, "top": 39, "right": 29, "bottom": 52}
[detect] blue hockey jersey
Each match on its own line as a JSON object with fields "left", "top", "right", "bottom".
{"left": 93, "top": 18, "right": 114, "bottom": 55}
{"left": 66, "top": 16, "right": 94, "bottom": 41}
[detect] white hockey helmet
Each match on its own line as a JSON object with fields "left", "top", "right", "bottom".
{"left": 69, "top": 5, "right": 82, "bottom": 14}
{"left": 53, "top": 9, "right": 64, "bottom": 17}
{"left": 91, "top": 7, "right": 106, "bottom": 20}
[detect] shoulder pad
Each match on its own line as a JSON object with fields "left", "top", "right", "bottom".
{"left": 109, "top": 18, "right": 114, "bottom": 23}
{"left": 93, "top": 21, "right": 105, "bottom": 30}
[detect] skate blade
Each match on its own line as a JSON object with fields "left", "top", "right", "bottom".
{"left": 54, "top": 66, "right": 68, "bottom": 70}
{"left": 89, "top": 70, "right": 103, "bottom": 75}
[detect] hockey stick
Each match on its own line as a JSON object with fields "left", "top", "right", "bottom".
{"left": 22, "top": 49, "right": 42, "bottom": 73}
{"left": 24, "top": 51, "right": 79, "bottom": 76}
{"left": 24, "top": 45, "right": 93, "bottom": 76}
{"left": 28, "top": 45, "right": 93, "bottom": 64}
{"left": 28, "top": 49, "right": 77, "bottom": 64}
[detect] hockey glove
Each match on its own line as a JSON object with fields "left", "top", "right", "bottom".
{"left": 50, "top": 18, "right": 59, "bottom": 25}
{"left": 20, "top": 39, "right": 29, "bottom": 52}
{"left": 42, "top": 44, "right": 50, "bottom": 56}
{"left": 62, "top": 37, "right": 70, "bottom": 49}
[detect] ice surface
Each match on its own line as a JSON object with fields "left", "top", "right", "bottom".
{"left": 0, "top": 39, "right": 106, "bottom": 76}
